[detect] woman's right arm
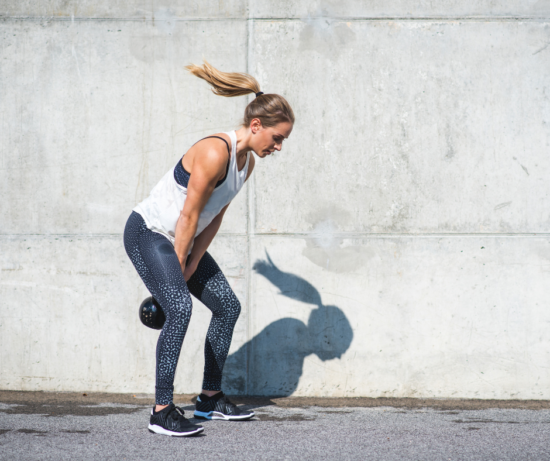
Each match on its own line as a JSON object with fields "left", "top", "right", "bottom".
{"left": 174, "top": 146, "right": 227, "bottom": 272}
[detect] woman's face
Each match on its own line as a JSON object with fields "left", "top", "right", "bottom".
{"left": 250, "top": 120, "right": 293, "bottom": 158}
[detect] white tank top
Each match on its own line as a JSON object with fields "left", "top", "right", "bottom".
{"left": 133, "top": 131, "right": 249, "bottom": 247}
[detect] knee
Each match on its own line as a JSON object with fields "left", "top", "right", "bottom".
{"left": 215, "top": 292, "right": 241, "bottom": 323}
{"left": 228, "top": 295, "right": 241, "bottom": 320}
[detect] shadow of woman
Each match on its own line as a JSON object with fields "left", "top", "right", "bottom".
{"left": 222, "top": 252, "right": 353, "bottom": 396}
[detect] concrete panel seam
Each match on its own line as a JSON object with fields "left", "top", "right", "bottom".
{"left": 246, "top": 233, "right": 550, "bottom": 238}
{"left": 1, "top": 17, "right": 549, "bottom": 22}
{"left": 249, "top": 16, "right": 550, "bottom": 21}
{"left": 244, "top": 17, "right": 258, "bottom": 397}
{"left": 0, "top": 17, "right": 245, "bottom": 22}
{"left": 2, "top": 233, "right": 549, "bottom": 238}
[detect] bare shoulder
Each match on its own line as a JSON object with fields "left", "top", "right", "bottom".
{"left": 200, "top": 133, "right": 231, "bottom": 156}
{"left": 246, "top": 153, "right": 256, "bottom": 181}
{"left": 211, "top": 132, "right": 232, "bottom": 149}
{"left": 193, "top": 139, "right": 229, "bottom": 174}
{"left": 201, "top": 132, "right": 232, "bottom": 155}
{"left": 184, "top": 133, "right": 231, "bottom": 175}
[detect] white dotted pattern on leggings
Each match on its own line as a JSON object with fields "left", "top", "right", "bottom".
{"left": 124, "top": 211, "right": 241, "bottom": 404}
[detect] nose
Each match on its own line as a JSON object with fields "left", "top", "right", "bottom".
{"left": 274, "top": 143, "right": 282, "bottom": 151}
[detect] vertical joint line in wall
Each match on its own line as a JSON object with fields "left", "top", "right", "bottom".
{"left": 245, "top": 14, "right": 254, "bottom": 397}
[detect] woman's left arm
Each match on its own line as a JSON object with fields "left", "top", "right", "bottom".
{"left": 183, "top": 154, "right": 256, "bottom": 281}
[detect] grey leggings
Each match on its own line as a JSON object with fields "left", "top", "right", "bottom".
{"left": 123, "top": 211, "right": 241, "bottom": 404}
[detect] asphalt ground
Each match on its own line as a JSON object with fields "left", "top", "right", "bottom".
{"left": 1, "top": 391, "right": 550, "bottom": 460}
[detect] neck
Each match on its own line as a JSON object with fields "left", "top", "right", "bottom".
{"left": 235, "top": 126, "right": 253, "bottom": 161}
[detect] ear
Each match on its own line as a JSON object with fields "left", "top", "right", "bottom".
{"left": 250, "top": 118, "right": 263, "bottom": 134}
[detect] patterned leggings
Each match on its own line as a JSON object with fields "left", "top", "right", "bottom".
{"left": 123, "top": 211, "right": 241, "bottom": 405}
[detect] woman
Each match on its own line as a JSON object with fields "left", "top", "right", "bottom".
{"left": 123, "top": 61, "right": 294, "bottom": 437}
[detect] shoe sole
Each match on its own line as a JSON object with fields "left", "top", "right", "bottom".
{"left": 148, "top": 424, "right": 204, "bottom": 437}
{"left": 194, "top": 410, "right": 255, "bottom": 421}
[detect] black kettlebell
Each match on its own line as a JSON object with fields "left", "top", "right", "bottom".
{"left": 139, "top": 297, "right": 165, "bottom": 330}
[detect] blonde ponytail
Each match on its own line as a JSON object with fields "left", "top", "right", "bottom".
{"left": 185, "top": 60, "right": 260, "bottom": 97}
{"left": 186, "top": 60, "right": 295, "bottom": 127}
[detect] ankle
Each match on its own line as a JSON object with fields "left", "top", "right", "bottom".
{"left": 155, "top": 404, "right": 169, "bottom": 413}
{"left": 201, "top": 389, "right": 222, "bottom": 398}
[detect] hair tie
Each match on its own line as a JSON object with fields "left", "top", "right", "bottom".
{"left": 255, "top": 92, "right": 264, "bottom": 97}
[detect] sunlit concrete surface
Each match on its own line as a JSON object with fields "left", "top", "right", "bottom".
{"left": 1, "top": 1, "right": 549, "bottom": 398}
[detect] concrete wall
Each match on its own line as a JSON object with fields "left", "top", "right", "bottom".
{"left": 1, "top": 1, "right": 549, "bottom": 398}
